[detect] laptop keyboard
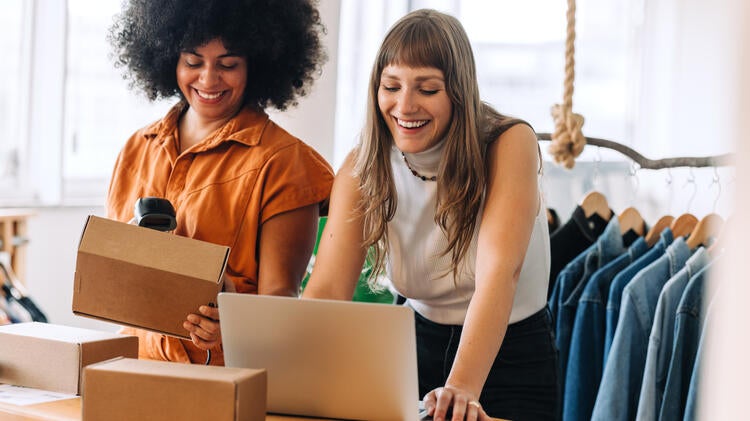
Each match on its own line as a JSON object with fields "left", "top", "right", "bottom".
{"left": 418, "top": 400, "right": 456, "bottom": 420}
{"left": 418, "top": 400, "right": 432, "bottom": 420}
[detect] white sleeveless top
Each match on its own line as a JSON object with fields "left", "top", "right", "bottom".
{"left": 386, "top": 140, "right": 550, "bottom": 325}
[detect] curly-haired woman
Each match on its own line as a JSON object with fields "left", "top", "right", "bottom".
{"left": 107, "top": 0, "right": 333, "bottom": 365}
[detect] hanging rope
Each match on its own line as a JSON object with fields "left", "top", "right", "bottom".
{"left": 548, "top": 0, "right": 586, "bottom": 169}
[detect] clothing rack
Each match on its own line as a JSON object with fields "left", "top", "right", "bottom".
{"left": 537, "top": 133, "right": 734, "bottom": 170}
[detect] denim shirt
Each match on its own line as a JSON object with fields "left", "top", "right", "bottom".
{"left": 604, "top": 228, "right": 674, "bottom": 362}
{"left": 554, "top": 217, "right": 626, "bottom": 400}
{"left": 683, "top": 270, "right": 721, "bottom": 421}
{"left": 549, "top": 245, "right": 591, "bottom": 331}
{"left": 636, "top": 247, "right": 710, "bottom": 421}
{"left": 592, "top": 236, "right": 690, "bottom": 421}
{"left": 562, "top": 237, "right": 649, "bottom": 421}
{"left": 659, "top": 259, "right": 718, "bottom": 421}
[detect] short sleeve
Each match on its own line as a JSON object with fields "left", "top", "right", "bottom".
{"left": 258, "top": 142, "right": 334, "bottom": 223}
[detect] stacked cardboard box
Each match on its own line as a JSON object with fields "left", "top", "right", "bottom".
{"left": 0, "top": 322, "right": 138, "bottom": 394}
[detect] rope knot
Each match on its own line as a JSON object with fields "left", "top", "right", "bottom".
{"left": 549, "top": 104, "right": 585, "bottom": 169}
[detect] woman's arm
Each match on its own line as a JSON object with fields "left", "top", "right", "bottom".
{"left": 302, "top": 151, "right": 369, "bottom": 300}
{"left": 425, "top": 124, "right": 541, "bottom": 421}
{"left": 185, "top": 202, "right": 320, "bottom": 349}
{"left": 257, "top": 203, "right": 321, "bottom": 296}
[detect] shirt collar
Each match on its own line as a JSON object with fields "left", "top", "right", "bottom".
{"left": 143, "top": 102, "right": 269, "bottom": 150}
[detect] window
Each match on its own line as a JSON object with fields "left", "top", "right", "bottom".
{"left": 0, "top": 1, "right": 30, "bottom": 199}
{"left": 63, "top": 0, "right": 171, "bottom": 202}
{"left": 0, "top": 0, "right": 171, "bottom": 206}
{"left": 459, "top": 1, "right": 633, "bottom": 142}
{"left": 334, "top": 0, "right": 638, "bottom": 165}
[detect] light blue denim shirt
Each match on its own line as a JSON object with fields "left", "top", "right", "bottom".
{"left": 563, "top": 237, "right": 649, "bottom": 421}
{"left": 555, "top": 217, "right": 625, "bottom": 403}
{"left": 659, "top": 257, "right": 719, "bottom": 421}
{"left": 604, "top": 228, "right": 674, "bottom": 362}
{"left": 683, "top": 268, "right": 721, "bottom": 421}
{"left": 635, "top": 247, "right": 711, "bottom": 421}
{"left": 592, "top": 236, "right": 691, "bottom": 421}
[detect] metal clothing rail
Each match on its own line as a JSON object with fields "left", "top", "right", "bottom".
{"left": 537, "top": 133, "right": 734, "bottom": 170}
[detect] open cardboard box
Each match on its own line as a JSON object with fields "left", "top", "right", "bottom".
{"left": 0, "top": 322, "right": 138, "bottom": 394}
{"left": 82, "top": 357, "right": 266, "bottom": 421}
{"left": 72, "top": 215, "right": 229, "bottom": 339}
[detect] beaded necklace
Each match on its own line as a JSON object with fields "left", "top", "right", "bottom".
{"left": 401, "top": 152, "right": 437, "bottom": 182}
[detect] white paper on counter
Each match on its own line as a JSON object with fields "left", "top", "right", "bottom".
{"left": 0, "top": 384, "right": 77, "bottom": 406}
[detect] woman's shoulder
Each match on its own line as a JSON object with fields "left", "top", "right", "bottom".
{"left": 484, "top": 119, "right": 540, "bottom": 173}
{"left": 496, "top": 121, "right": 536, "bottom": 141}
{"left": 485, "top": 120, "right": 534, "bottom": 146}
{"left": 225, "top": 109, "right": 328, "bottom": 166}
{"left": 229, "top": 118, "right": 333, "bottom": 186}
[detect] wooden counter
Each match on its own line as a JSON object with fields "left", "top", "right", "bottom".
{"left": 0, "top": 396, "right": 508, "bottom": 420}
{"left": 0, "top": 397, "right": 331, "bottom": 420}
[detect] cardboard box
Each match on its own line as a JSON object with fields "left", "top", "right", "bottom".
{"left": 0, "top": 322, "right": 138, "bottom": 394}
{"left": 82, "top": 357, "right": 266, "bottom": 421}
{"left": 72, "top": 215, "right": 229, "bottom": 339}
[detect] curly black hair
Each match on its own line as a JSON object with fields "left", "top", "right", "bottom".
{"left": 108, "top": 0, "right": 327, "bottom": 110}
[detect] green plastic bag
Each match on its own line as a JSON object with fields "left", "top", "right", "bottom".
{"left": 300, "top": 217, "right": 394, "bottom": 304}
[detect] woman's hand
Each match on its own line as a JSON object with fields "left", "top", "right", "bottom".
{"left": 423, "top": 385, "right": 491, "bottom": 421}
{"left": 184, "top": 305, "right": 221, "bottom": 350}
{"left": 184, "top": 275, "right": 237, "bottom": 349}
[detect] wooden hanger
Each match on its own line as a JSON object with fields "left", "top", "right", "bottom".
{"left": 686, "top": 213, "right": 724, "bottom": 249}
{"left": 580, "top": 191, "right": 612, "bottom": 220}
{"left": 670, "top": 213, "right": 699, "bottom": 238}
{"left": 618, "top": 207, "right": 646, "bottom": 236}
{"left": 644, "top": 215, "right": 674, "bottom": 247}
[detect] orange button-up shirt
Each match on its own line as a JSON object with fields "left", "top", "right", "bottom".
{"left": 107, "top": 102, "right": 333, "bottom": 364}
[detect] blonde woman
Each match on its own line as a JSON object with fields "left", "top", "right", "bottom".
{"left": 303, "top": 8, "right": 559, "bottom": 421}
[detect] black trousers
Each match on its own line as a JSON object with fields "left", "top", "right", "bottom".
{"left": 415, "top": 306, "right": 561, "bottom": 421}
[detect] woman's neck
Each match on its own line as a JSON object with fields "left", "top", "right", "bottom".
{"left": 177, "top": 107, "right": 235, "bottom": 153}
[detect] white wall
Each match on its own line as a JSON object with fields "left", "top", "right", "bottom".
{"left": 268, "top": 0, "right": 341, "bottom": 165}
{"left": 25, "top": 206, "right": 116, "bottom": 331}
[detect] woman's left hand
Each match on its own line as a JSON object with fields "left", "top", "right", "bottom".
{"left": 183, "top": 305, "right": 221, "bottom": 350}
{"left": 423, "top": 385, "right": 491, "bottom": 421}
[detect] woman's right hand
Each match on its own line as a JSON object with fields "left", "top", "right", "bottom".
{"left": 422, "top": 385, "right": 491, "bottom": 421}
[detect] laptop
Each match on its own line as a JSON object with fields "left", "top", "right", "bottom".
{"left": 218, "top": 292, "right": 423, "bottom": 421}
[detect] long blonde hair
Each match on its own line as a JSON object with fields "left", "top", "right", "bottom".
{"left": 354, "top": 9, "right": 522, "bottom": 284}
